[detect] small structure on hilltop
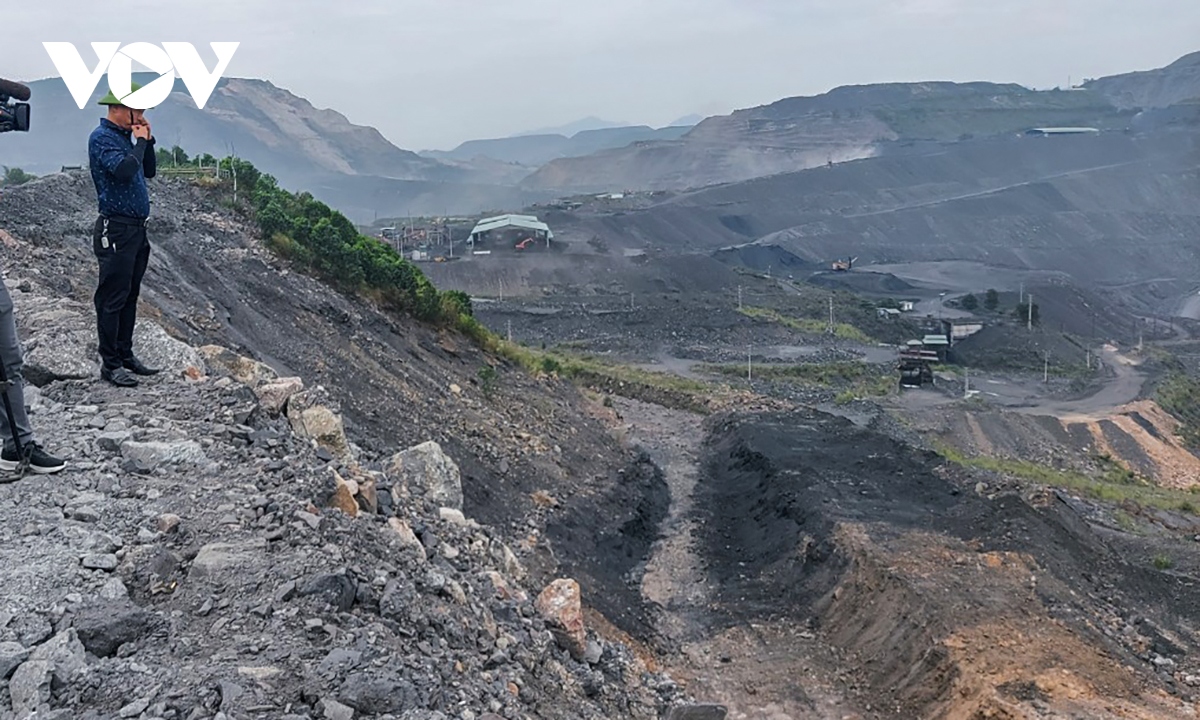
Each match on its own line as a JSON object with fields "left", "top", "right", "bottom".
{"left": 466, "top": 214, "right": 553, "bottom": 252}
{"left": 1024, "top": 127, "right": 1100, "bottom": 137}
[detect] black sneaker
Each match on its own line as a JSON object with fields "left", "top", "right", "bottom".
{"left": 102, "top": 366, "right": 139, "bottom": 387}
{"left": 0, "top": 443, "right": 66, "bottom": 475}
{"left": 123, "top": 356, "right": 161, "bottom": 376}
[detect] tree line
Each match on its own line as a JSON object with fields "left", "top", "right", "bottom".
{"left": 176, "top": 150, "right": 486, "bottom": 343}
{"left": 959, "top": 288, "right": 1039, "bottom": 325}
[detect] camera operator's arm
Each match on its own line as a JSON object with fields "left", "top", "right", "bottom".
{"left": 93, "top": 131, "right": 151, "bottom": 181}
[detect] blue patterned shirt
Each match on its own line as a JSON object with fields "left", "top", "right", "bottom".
{"left": 88, "top": 118, "right": 157, "bottom": 219}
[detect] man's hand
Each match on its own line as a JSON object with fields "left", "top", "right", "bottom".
{"left": 132, "top": 122, "right": 151, "bottom": 142}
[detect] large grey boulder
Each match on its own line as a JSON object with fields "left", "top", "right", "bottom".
{"left": 9, "top": 659, "right": 52, "bottom": 717}
{"left": 386, "top": 441, "right": 462, "bottom": 510}
{"left": 132, "top": 320, "right": 205, "bottom": 376}
{"left": 120, "top": 440, "right": 207, "bottom": 468}
{"left": 189, "top": 538, "right": 269, "bottom": 588}
{"left": 28, "top": 628, "right": 87, "bottom": 689}
{"left": 14, "top": 295, "right": 94, "bottom": 385}
{"left": 0, "top": 641, "right": 30, "bottom": 679}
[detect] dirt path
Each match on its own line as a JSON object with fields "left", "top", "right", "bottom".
{"left": 618, "top": 397, "right": 858, "bottom": 720}
{"left": 627, "top": 397, "right": 710, "bottom": 642}
{"left": 1013, "top": 347, "right": 1147, "bottom": 420}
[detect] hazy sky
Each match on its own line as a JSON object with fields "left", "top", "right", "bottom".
{"left": 7, "top": 0, "right": 1199, "bottom": 150}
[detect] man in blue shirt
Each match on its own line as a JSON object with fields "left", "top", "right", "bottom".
{"left": 88, "top": 84, "right": 161, "bottom": 387}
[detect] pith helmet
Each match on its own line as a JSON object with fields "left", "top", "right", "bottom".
{"left": 97, "top": 82, "right": 147, "bottom": 107}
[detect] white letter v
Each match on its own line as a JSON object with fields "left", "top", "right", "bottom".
{"left": 164, "top": 42, "right": 240, "bottom": 110}
{"left": 43, "top": 42, "right": 120, "bottom": 110}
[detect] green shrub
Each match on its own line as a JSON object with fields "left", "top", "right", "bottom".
{"left": 478, "top": 366, "right": 498, "bottom": 400}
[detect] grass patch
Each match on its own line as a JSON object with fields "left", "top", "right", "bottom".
{"left": 935, "top": 442, "right": 1200, "bottom": 516}
{"left": 706, "top": 360, "right": 873, "bottom": 384}
{"left": 1155, "top": 372, "right": 1200, "bottom": 448}
{"left": 932, "top": 364, "right": 964, "bottom": 376}
{"left": 1093, "top": 453, "right": 1143, "bottom": 486}
{"left": 739, "top": 306, "right": 873, "bottom": 343}
{"left": 1152, "top": 555, "right": 1173, "bottom": 571}
{"left": 491, "top": 341, "right": 722, "bottom": 411}
{"left": 703, "top": 359, "right": 894, "bottom": 403}
{"left": 1113, "top": 510, "right": 1139, "bottom": 533}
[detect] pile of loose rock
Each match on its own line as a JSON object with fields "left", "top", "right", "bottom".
{"left": 0, "top": 310, "right": 687, "bottom": 719}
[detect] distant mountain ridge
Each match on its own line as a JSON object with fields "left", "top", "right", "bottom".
{"left": 0, "top": 74, "right": 536, "bottom": 220}
{"left": 5, "top": 51, "right": 1195, "bottom": 221}
{"left": 421, "top": 124, "right": 693, "bottom": 167}
{"left": 1085, "top": 51, "right": 1200, "bottom": 109}
{"left": 510, "top": 116, "right": 629, "bottom": 137}
{"left": 521, "top": 80, "right": 1134, "bottom": 193}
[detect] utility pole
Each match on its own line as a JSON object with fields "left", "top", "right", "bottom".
{"left": 506, "top": 319, "right": 512, "bottom": 343}
{"left": 499, "top": 277, "right": 504, "bottom": 301}
{"left": 828, "top": 294, "right": 835, "bottom": 334}
{"left": 1027, "top": 294, "right": 1033, "bottom": 331}
{"left": 737, "top": 285, "right": 743, "bottom": 310}
{"left": 1091, "top": 312, "right": 1097, "bottom": 362}
{"left": 1019, "top": 282, "right": 1024, "bottom": 304}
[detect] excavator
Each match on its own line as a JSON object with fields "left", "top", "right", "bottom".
{"left": 831, "top": 256, "right": 858, "bottom": 272}
{"left": 515, "top": 237, "right": 534, "bottom": 250}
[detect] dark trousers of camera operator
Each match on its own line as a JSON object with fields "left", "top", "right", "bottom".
{"left": 0, "top": 279, "right": 33, "bottom": 453}
{"left": 92, "top": 215, "right": 150, "bottom": 372}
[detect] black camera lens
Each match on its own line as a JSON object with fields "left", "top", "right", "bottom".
{"left": 14, "top": 103, "right": 29, "bottom": 132}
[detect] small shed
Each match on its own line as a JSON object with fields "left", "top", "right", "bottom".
{"left": 466, "top": 214, "right": 553, "bottom": 249}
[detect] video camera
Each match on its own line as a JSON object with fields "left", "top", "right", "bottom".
{"left": 0, "top": 78, "right": 31, "bottom": 133}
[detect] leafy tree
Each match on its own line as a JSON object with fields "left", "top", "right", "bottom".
{"left": 1013, "top": 302, "right": 1040, "bottom": 326}
{"left": 984, "top": 288, "right": 999, "bottom": 311}
{"left": 960, "top": 293, "right": 979, "bottom": 311}
{"left": 442, "top": 290, "right": 473, "bottom": 318}
{"left": 0, "top": 166, "right": 36, "bottom": 186}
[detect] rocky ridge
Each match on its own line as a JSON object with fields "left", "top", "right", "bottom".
{"left": 0, "top": 209, "right": 691, "bottom": 718}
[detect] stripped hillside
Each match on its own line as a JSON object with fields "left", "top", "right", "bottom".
{"left": 547, "top": 129, "right": 1200, "bottom": 313}
{"left": 522, "top": 81, "right": 1131, "bottom": 193}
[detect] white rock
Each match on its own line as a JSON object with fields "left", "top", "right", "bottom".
{"left": 386, "top": 441, "right": 463, "bottom": 510}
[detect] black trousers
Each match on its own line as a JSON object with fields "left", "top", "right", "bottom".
{"left": 92, "top": 215, "right": 150, "bottom": 371}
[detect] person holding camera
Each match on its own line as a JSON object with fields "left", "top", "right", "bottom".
{"left": 0, "top": 77, "right": 66, "bottom": 476}
{"left": 88, "top": 83, "right": 161, "bottom": 388}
